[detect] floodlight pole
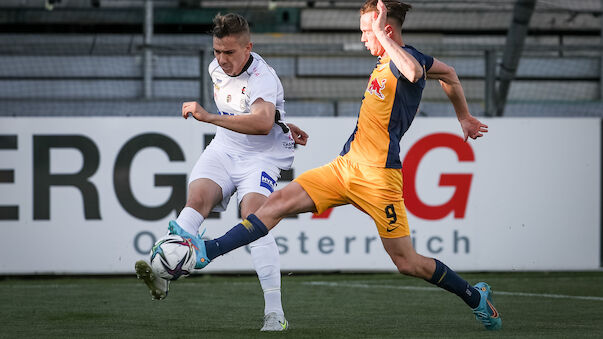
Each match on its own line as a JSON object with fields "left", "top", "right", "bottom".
{"left": 495, "top": 0, "right": 536, "bottom": 116}
{"left": 484, "top": 49, "right": 497, "bottom": 117}
{"left": 143, "top": 0, "right": 154, "bottom": 99}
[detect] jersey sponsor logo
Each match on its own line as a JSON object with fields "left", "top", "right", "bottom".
{"left": 260, "top": 171, "right": 276, "bottom": 193}
{"left": 241, "top": 87, "right": 246, "bottom": 94}
{"left": 282, "top": 140, "right": 294, "bottom": 150}
{"left": 367, "top": 77, "right": 386, "bottom": 100}
{"left": 226, "top": 94, "right": 232, "bottom": 103}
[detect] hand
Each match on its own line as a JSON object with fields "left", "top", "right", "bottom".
{"left": 372, "top": 0, "right": 388, "bottom": 36}
{"left": 287, "top": 123, "right": 309, "bottom": 146}
{"left": 460, "top": 115, "right": 488, "bottom": 141}
{"left": 181, "top": 101, "right": 211, "bottom": 122}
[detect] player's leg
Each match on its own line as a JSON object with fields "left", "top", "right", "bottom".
{"left": 170, "top": 146, "right": 233, "bottom": 237}
{"left": 350, "top": 163, "right": 501, "bottom": 330}
{"left": 240, "top": 193, "right": 288, "bottom": 331}
{"left": 249, "top": 233, "right": 288, "bottom": 331}
{"left": 367, "top": 203, "right": 501, "bottom": 329}
{"left": 202, "top": 159, "right": 348, "bottom": 264}
{"left": 175, "top": 178, "right": 223, "bottom": 236}
{"left": 202, "top": 182, "right": 314, "bottom": 262}
{"left": 381, "top": 236, "right": 481, "bottom": 303}
{"left": 136, "top": 148, "right": 233, "bottom": 297}
{"left": 165, "top": 178, "right": 225, "bottom": 268}
{"left": 166, "top": 148, "right": 236, "bottom": 268}
{"left": 240, "top": 193, "right": 289, "bottom": 331}
{"left": 166, "top": 178, "right": 226, "bottom": 269}
{"left": 381, "top": 236, "right": 501, "bottom": 330}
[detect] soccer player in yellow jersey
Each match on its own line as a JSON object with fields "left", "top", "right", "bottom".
{"left": 171, "top": 0, "right": 501, "bottom": 330}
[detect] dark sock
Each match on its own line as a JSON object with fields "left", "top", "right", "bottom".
{"left": 427, "top": 259, "right": 481, "bottom": 309}
{"left": 204, "top": 214, "right": 268, "bottom": 261}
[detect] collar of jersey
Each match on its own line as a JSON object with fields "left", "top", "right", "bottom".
{"left": 227, "top": 54, "right": 254, "bottom": 77}
{"left": 378, "top": 55, "right": 391, "bottom": 64}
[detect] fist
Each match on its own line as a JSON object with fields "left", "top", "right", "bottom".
{"left": 181, "top": 101, "right": 209, "bottom": 122}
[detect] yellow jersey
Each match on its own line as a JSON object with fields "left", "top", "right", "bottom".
{"left": 340, "top": 45, "right": 434, "bottom": 168}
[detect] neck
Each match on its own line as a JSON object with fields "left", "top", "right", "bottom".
{"left": 231, "top": 53, "right": 254, "bottom": 77}
{"left": 396, "top": 35, "right": 404, "bottom": 46}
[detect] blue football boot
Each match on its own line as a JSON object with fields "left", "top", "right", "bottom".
{"left": 472, "top": 282, "right": 502, "bottom": 330}
{"left": 167, "top": 220, "right": 210, "bottom": 269}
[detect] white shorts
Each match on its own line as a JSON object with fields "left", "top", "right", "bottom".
{"left": 188, "top": 145, "right": 282, "bottom": 212}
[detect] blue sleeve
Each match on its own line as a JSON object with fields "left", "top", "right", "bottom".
{"left": 389, "top": 46, "right": 434, "bottom": 80}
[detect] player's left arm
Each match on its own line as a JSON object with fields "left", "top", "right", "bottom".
{"left": 182, "top": 99, "right": 274, "bottom": 135}
{"left": 427, "top": 58, "right": 488, "bottom": 141}
{"left": 287, "top": 123, "right": 309, "bottom": 145}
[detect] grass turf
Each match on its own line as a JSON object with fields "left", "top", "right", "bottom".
{"left": 1, "top": 271, "right": 602, "bottom": 338}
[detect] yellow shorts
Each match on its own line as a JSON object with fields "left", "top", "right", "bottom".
{"left": 294, "top": 156, "right": 409, "bottom": 238}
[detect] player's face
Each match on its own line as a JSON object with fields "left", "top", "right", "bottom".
{"left": 360, "top": 12, "right": 384, "bottom": 57}
{"left": 213, "top": 34, "right": 252, "bottom": 76}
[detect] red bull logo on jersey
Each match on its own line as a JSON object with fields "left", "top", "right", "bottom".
{"left": 367, "top": 77, "right": 386, "bottom": 100}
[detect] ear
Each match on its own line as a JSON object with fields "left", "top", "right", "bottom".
{"left": 384, "top": 24, "right": 393, "bottom": 37}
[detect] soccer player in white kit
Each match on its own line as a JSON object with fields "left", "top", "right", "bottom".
{"left": 135, "top": 13, "right": 308, "bottom": 331}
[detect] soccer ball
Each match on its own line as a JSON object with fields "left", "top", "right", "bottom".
{"left": 150, "top": 235, "right": 196, "bottom": 280}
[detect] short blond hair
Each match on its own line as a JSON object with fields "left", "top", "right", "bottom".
{"left": 360, "top": 0, "right": 412, "bottom": 28}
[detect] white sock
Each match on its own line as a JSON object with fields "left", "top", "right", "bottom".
{"left": 250, "top": 233, "right": 284, "bottom": 316}
{"left": 176, "top": 207, "right": 204, "bottom": 236}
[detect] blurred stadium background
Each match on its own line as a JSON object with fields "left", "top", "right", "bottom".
{"left": 0, "top": 0, "right": 602, "bottom": 337}
{"left": 0, "top": 0, "right": 602, "bottom": 117}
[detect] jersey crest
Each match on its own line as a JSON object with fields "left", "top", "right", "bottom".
{"left": 367, "top": 77, "right": 386, "bottom": 100}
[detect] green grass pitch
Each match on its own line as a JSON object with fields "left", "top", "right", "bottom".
{"left": 2, "top": 271, "right": 602, "bottom": 338}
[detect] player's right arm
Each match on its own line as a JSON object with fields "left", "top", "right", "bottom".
{"left": 181, "top": 99, "right": 274, "bottom": 135}
{"left": 371, "top": 0, "right": 423, "bottom": 83}
{"left": 427, "top": 58, "right": 488, "bottom": 141}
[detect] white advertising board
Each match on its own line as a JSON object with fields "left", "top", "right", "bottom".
{"left": 0, "top": 117, "right": 600, "bottom": 273}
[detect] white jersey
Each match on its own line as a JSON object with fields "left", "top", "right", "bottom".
{"left": 208, "top": 52, "right": 294, "bottom": 170}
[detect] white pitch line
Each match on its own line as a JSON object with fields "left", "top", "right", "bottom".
{"left": 303, "top": 281, "right": 603, "bottom": 302}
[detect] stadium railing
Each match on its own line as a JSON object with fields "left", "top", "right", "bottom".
{"left": 0, "top": 33, "right": 601, "bottom": 118}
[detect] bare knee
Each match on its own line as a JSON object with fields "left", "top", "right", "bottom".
{"left": 391, "top": 254, "right": 434, "bottom": 279}
{"left": 185, "top": 194, "right": 213, "bottom": 217}
{"left": 392, "top": 256, "right": 417, "bottom": 276}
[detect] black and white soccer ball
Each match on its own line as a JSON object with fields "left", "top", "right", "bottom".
{"left": 150, "top": 235, "right": 196, "bottom": 280}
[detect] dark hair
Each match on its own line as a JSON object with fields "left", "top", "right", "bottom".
{"left": 212, "top": 13, "right": 250, "bottom": 38}
{"left": 360, "top": 0, "right": 412, "bottom": 28}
